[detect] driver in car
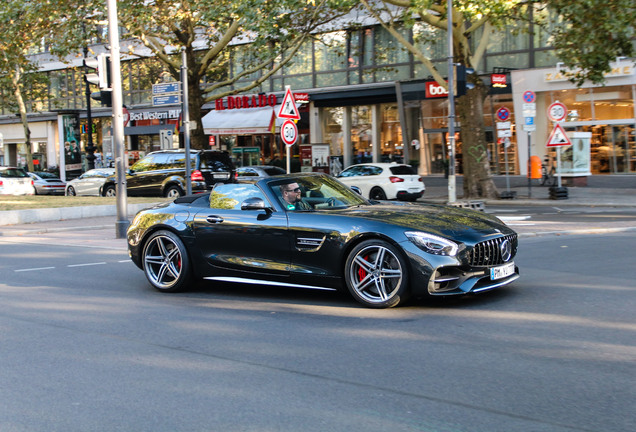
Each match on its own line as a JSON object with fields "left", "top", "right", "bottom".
{"left": 280, "top": 181, "right": 311, "bottom": 211}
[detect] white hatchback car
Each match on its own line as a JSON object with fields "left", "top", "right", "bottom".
{"left": 337, "top": 162, "right": 424, "bottom": 201}
{"left": 0, "top": 167, "right": 36, "bottom": 195}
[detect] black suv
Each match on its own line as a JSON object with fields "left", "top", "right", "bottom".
{"left": 102, "top": 150, "right": 235, "bottom": 198}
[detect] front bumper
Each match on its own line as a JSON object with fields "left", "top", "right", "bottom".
{"left": 427, "top": 264, "right": 520, "bottom": 295}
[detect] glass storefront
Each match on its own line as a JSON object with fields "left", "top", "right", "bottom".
{"left": 547, "top": 85, "right": 635, "bottom": 174}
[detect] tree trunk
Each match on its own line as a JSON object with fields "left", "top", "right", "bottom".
{"left": 456, "top": 83, "right": 499, "bottom": 199}
{"left": 12, "top": 67, "right": 34, "bottom": 172}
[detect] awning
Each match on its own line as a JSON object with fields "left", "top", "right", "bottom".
{"left": 202, "top": 106, "right": 284, "bottom": 135}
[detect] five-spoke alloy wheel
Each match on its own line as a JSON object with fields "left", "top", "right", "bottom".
{"left": 142, "top": 230, "right": 192, "bottom": 292}
{"left": 345, "top": 239, "right": 409, "bottom": 308}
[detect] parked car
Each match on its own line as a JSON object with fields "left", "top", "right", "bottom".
{"left": 28, "top": 172, "right": 66, "bottom": 195}
{"left": 0, "top": 167, "right": 36, "bottom": 195}
{"left": 236, "top": 165, "right": 286, "bottom": 180}
{"left": 102, "top": 150, "right": 235, "bottom": 198}
{"left": 337, "top": 162, "right": 425, "bottom": 201}
{"left": 65, "top": 168, "right": 116, "bottom": 196}
{"left": 127, "top": 173, "right": 519, "bottom": 308}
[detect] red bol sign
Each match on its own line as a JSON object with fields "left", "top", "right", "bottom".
{"left": 425, "top": 81, "right": 449, "bottom": 98}
{"left": 281, "top": 120, "right": 298, "bottom": 146}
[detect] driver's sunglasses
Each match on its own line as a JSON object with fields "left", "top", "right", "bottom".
{"left": 286, "top": 187, "right": 301, "bottom": 193}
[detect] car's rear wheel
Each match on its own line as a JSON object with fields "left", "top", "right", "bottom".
{"left": 369, "top": 187, "right": 387, "bottom": 201}
{"left": 142, "top": 230, "right": 192, "bottom": 292}
{"left": 344, "top": 239, "right": 409, "bottom": 308}
{"left": 66, "top": 186, "right": 76, "bottom": 196}
{"left": 164, "top": 185, "right": 184, "bottom": 198}
{"left": 103, "top": 185, "right": 116, "bottom": 197}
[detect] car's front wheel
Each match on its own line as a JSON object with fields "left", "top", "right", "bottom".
{"left": 103, "top": 185, "right": 116, "bottom": 197}
{"left": 344, "top": 239, "right": 409, "bottom": 308}
{"left": 142, "top": 230, "right": 192, "bottom": 292}
{"left": 66, "top": 186, "right": 76, "bottom": 196}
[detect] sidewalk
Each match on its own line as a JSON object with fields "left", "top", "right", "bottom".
{"left": 421, "top": 174, "right": 636, "bottom": 207}
{"left": 1, "top": 175, "right": 635, "bottom": 249}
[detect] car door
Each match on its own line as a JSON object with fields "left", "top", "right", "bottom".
{"left": 127, "top": 153, "right": 169, "bottom": 196}
{"left": 74, "top": 171, "right": 95, "bottom": 195}
{"left": 192, "top": 183, "right": 291, "bottom": 277}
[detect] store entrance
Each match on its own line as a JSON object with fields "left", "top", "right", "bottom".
{"left": 588, "top": 124, "right": 635, "bottom": 174}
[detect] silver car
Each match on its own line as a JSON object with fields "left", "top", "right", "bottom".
{"left": 236, "top": 165, "right": 286, "bottom": 181}
{"left": 28, "top": 172, "right": 66, "bottom": 195}
{"left": 65, "top": 168, "right": 116, "bottom": 196}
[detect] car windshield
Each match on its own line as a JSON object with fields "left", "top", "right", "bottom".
{"left": 33, "top": 172, "right": 58, "bottom": 179}
{"left": 270, "top": 175, "right": 368, "bottom": 210}
{"left": 0, "top": 168, "right": 28, "bottom": 178}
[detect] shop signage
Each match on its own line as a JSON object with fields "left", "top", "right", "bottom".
{"left": 214, "top": 94, "right": 279, "bottom": 111}
{"left": 128, "top": 109, "right": 181, "bottom": 122}
{"left": 425, "top": 81, "right": 449, "bottom": 98}
{"left": 491, "top": 74, "right": 507, "bottom": 88}
{"left": 545, "top": 63, "right": 634, "bottom": 82}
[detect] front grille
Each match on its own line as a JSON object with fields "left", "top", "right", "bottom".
{"left": 467, "top": 234, "right": 517, "bottom": 267}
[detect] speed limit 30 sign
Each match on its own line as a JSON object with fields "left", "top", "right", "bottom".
{"left": 547, "top": 101, "right": 567, "bottom": 122}
{"left": 281, "top": 119, "right": 298, "bottom": 146}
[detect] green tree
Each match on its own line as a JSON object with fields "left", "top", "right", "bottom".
{"left": 0, "top": 1, "right": 56, "bottom": 172}
{"left": 76, "top": 0, "right": 356, "bottom": 149}
{"left": 360, "top": 0, "right": 634, "bottom": 199}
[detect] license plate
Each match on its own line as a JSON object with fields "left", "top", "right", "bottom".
{"left": 490, "top": 262, "right": 515, "bottom": 280}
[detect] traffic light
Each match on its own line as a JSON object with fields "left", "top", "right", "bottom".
{"left": 91, "top": 90, "right": 112, "bottom": 107}
{"left": 85, "top": 54, "right": 112, "bottom": 107}
{"left": 456, "top": 64, "right": 475, "bottom": 96}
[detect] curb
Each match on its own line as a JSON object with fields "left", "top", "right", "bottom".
{"left": 0, "top": 203, "right": 155, "bottom": 226}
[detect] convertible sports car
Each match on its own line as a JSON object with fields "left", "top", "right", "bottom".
{"left": 127, "top": 173, "right": 519, "bottom": 308}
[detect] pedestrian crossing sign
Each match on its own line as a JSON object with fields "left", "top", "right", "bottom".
{"left": 546, "top": 123, "right": 572, "bottom": 147}
{"left": 277, "top": 87, "right": 300, "bottom": 120}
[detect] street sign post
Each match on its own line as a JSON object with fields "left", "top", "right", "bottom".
{"left": 495, "top": 107, "right": 513, "bottom": 194}
{"left": 277, "top": 86, "right": 300, "bottom": 173}
{"left": 547, "top": 101, "right": 569, "bottom": 189}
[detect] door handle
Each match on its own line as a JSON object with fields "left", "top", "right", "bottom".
{"left": 206, "top": 216, "right": 224, "bottom": 224}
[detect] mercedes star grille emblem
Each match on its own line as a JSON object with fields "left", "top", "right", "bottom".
{"left": 500, "top": 239, "right": 512, "bottom": 262}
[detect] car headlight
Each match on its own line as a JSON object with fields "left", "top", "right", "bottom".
{"left": 405, "top": 231, "right": 459, "bottom": 256}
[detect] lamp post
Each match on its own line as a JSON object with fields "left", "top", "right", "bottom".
{"left": 447, "top": 1, "right": 457, "bottom": 203}
{"left": 82, "top": 43, "right": 96, "bottom": 170}
{"left": 107, "top": 0, "right": 128, "bottom": 238}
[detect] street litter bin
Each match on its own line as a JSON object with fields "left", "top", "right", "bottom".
{"left": 528, "top": 155, "right": 542, "bottom": 179}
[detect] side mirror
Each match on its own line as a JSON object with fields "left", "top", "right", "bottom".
{"left": 241, "top": 197, "right": 272, "bottom": 212}
{"left": 127, "top": 169, "right": 134, "bottom": 175}
{"left": 350, "top": 186, "right": 362, "bottom": 196}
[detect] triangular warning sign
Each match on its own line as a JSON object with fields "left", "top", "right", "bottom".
{"left": 546, "top": 123, "right": 572, "bottom": 147}
{"left": 277, "top": 87, "right": 300, "bottom": 120}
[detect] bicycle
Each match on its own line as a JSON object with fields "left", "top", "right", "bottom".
{"left": 540, "top": 155, "right": 556, "bottom": 186}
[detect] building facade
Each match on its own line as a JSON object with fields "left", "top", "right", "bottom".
{"left": 1, "top": 13, "right": 634, "bottom": 181}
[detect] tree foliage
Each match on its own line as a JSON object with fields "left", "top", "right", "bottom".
{"left": 548, "top": 0, "right": 635, "bottom": 85}
{"left": 361, "top": 0, "right": 635, "bottom": 199}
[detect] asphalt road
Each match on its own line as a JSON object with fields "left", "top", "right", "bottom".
{"left": 0, "top": 233, "right": 634, "bottom": 432}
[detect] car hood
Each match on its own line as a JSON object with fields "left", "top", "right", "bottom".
{"left": 335, "top": 202, "right": 514, "bottom": 240}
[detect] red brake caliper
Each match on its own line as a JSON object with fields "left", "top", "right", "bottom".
{"left": 358, "top": 254, "right": 369, "bottom": 281}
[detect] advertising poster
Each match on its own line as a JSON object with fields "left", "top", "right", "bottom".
{"left": 61, "top": 113, "right": 82, "bottom": 174}
{"left": 560, "top": 132, "right": 592, "bottom": 176}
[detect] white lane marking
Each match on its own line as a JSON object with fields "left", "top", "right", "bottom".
{"left": 118, "top": 260, "right": 130, "bottom": 263}
{"left": 14, "top": 267, "right": 56, "bottom": 272}
{"left": 67, "top": 262, "right": 107, "bottom": 268}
